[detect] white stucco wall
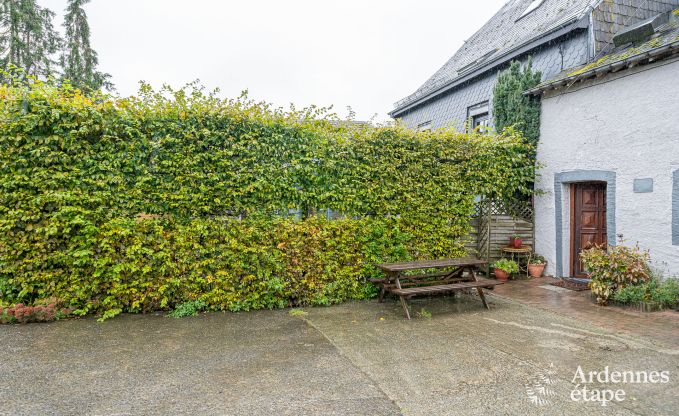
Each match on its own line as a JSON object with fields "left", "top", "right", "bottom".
{"left": 535, "top": 57, "right": 679, "bottom": 277}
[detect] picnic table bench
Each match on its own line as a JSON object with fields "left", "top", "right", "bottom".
{"left": 372, "top": 258, "right": 503, "bottom": 319}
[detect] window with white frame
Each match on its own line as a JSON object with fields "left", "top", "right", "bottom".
{"left": 467, "top": 102, "right": 489, "bottom": 133}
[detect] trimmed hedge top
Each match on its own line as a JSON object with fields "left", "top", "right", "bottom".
{"left": 0, "top": 79, "right": 534, "bottom": 318}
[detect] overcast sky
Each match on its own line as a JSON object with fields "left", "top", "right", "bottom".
{"left": 39, "top": 0, "right": 506, "bottom": 121}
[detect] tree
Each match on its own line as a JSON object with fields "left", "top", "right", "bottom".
{"left": 0, "top": 0, "right": 62, "bottom": 79}
{"left": 61, "top": 0, "right": 112, "bottom": 91}
{"left": 492, "top": 59, "right": 542, "bottom": 148}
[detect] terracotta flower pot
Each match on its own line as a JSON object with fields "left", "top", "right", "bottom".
{"left": 528, "top": 263, "right": 546, "bottom": 278}
{"left": 494, "top": 268, "right": 510, "bottom": 281}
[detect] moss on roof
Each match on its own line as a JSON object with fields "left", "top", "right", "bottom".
{"left": 568, "top": 57, "right": 613, "bottom": 77}
{"left": 534, "top": 18, "right": 679, "bottom": 89}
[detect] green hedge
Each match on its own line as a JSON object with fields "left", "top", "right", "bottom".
{"left": 0, "top": 79, "right": 534, "bottom": 318}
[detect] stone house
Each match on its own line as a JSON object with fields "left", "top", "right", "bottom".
{"left": 390, "top": 0, "right": 679, "bottom": 131}
{"left": 528, "top": 10, "right": 679, "bottom": 277}
{"left": 391, "top": 0, "right": 679, "bottom": 277}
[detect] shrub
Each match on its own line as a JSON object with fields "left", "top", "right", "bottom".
{"left": 580, "top": 243, "right": 651, "bottom": 305}
{"left": 492, "top": 259, "right": 519, "bottom": 274}
{"left": 0, "top": 300, "right": 71, "bottom": 324}
{"left": 168, "top": 300, "right": 207, "bottom": 318}
{"left": 0, "top": 78, "right": 535, "bottom": 319}
{"left": 653, "top": 278, "right": 679, "bottom": 306}
{"left": 610, "top": 283, "right": 647, "bottom": 304}
{"left": 492, "top": 59, "right": 542, "bottom": 149}
{"left": 612, "top": 278, "right": 679, "bottom": 308}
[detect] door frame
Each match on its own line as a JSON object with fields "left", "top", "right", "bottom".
{"left": 569, "top": 181, "right": 607, "bottom": 278}
{"left": 553, "top": 170, "right": 616, "bottom": 277}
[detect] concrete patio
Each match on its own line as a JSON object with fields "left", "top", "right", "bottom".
{"left": 1, "top": 288, "right": 678, "bottom": 415}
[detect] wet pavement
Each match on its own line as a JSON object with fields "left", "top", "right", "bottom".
{"left": 1, "top": 292, "right": 678, "bottom": 415}
{"left": 492, "top": 276, "right": 679, "bottom": 346}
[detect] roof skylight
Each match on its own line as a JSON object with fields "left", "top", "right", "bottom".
{"left": 457, "top": 49, "right": 499, "bottom": 76}
{"left": 518, "top": 0, "right": 546, "bottom": 20}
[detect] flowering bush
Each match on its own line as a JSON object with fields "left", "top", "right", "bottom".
{"left": 580, "top": 243, "right": 651, "bottom": 305}
{"left": 0, "top": 301, "right": 72, "bottom": 324}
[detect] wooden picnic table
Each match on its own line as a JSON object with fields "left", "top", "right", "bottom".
{"left": 372, "top": 257, "right": 503, "bottom": 319}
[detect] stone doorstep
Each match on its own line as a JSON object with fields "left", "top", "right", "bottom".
{"left": 538, "top": 284, "right": 572, "bottom": 293}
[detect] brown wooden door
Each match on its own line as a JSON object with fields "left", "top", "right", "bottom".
{"left": 571, "top": 182, "right": 607, "bottom": 278}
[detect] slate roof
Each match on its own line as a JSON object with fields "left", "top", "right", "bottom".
{"left": 392, "top": 0, "right": 597, "bottom": 114}
{"left": 526, "top": 13, "right": 679, "bottom": 94}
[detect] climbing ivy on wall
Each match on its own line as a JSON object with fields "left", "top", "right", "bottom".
{"left": 0, "top": 77, "right": 535, "bottom": 319}
{"left": 492, "top": 59, "right": 542, "bottom": 149}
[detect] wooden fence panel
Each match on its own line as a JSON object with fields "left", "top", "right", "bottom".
{"left": 468, "top": 199, "right": 534, "bottom": 275}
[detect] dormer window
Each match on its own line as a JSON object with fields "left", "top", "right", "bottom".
{"left": 517, "top": 0, "right": 545, "bottom": 20}
{"left": 457, "top": 49, "right": 499, "bottom": 76}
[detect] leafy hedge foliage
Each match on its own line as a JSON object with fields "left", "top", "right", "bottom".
{"left": 0, "top": 78, "right": 534, "bottom": 319}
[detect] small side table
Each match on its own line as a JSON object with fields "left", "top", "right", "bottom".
{"left": 500, "top": 246, "right": 533, "bottom": 277}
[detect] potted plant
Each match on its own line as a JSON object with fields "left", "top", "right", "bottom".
{"left": 528, "top": 255, "right": 547, "bottom": 278}
{"left": 509, "top": 234, "right": 523, "bottom": 248}
{"left": 492, "top": 259, "right": 519, "bottom": 281}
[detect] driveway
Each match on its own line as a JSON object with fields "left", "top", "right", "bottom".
{"left": 1, "top": 294, "right": 678, "bottom": 415}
